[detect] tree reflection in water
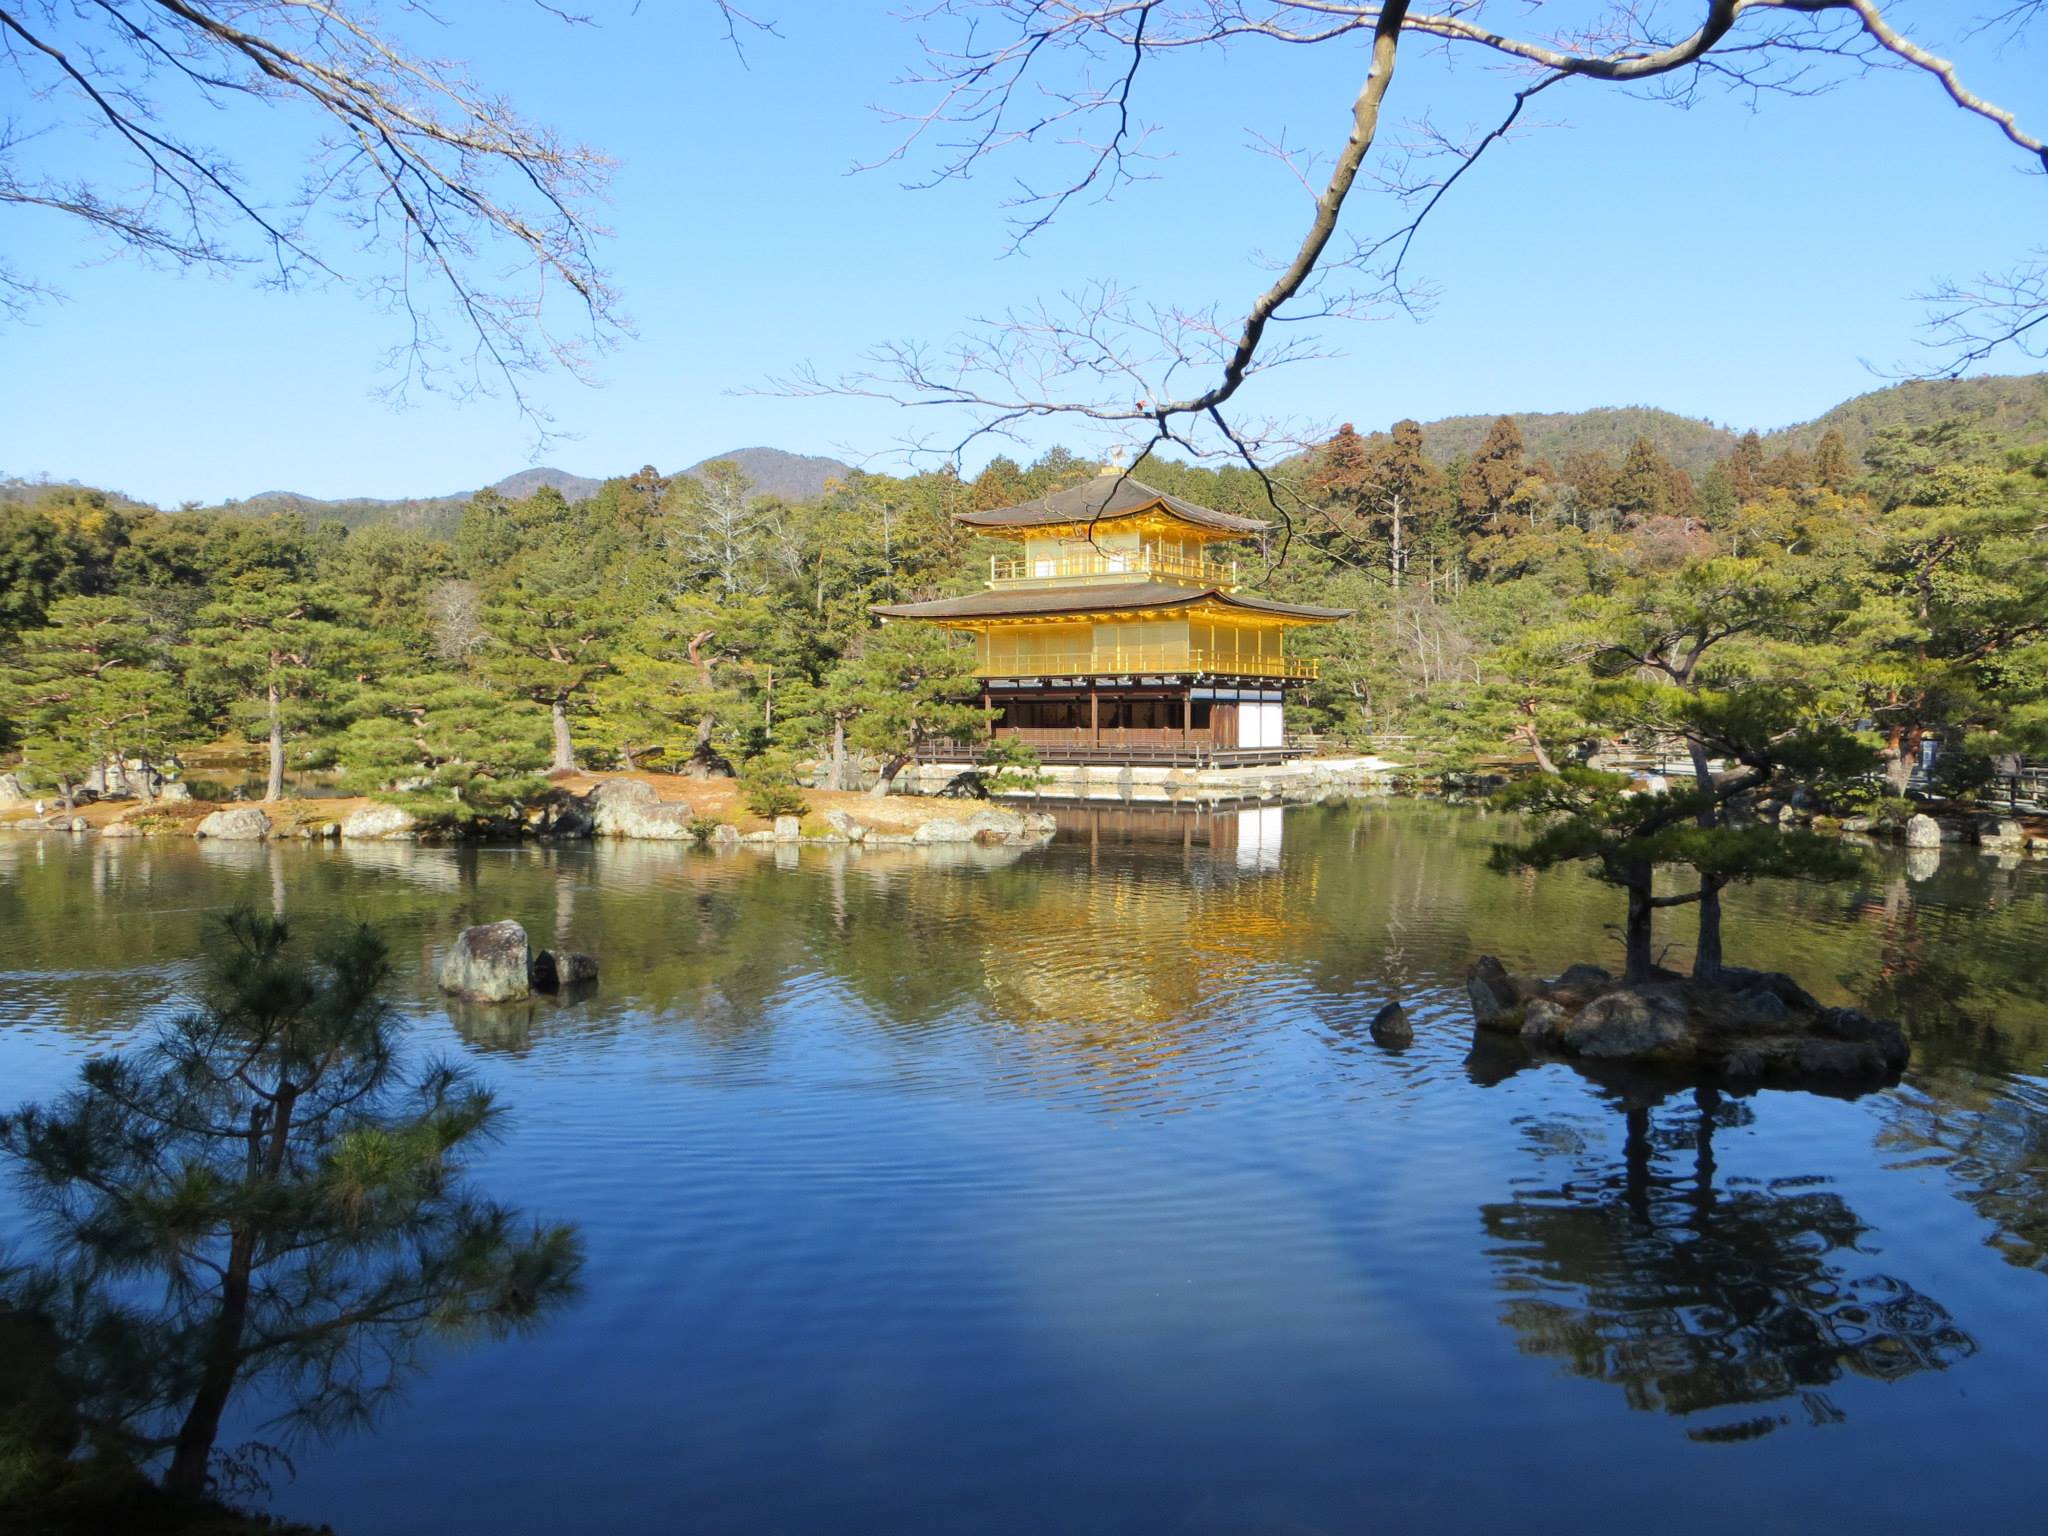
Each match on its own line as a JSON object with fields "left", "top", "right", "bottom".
{"left": 1482, "top": 1087, "right": 1976, "bottom": 1440}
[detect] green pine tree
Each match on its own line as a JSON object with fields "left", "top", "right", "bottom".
{"left": 0, "top": 913, "right": 581, "bottom": 1501}
{"left": 1, "top": 595, "right": 194, "bottom": 808}
{"left": 180, "top": 582, "right": 362, "bottom": 802}
{"left": 836, "top": 622, "right": 984, "bottom": 795}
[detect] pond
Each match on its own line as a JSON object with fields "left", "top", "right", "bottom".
{"left": 2, "top": 800, "right": 2045, "bottom": 1534}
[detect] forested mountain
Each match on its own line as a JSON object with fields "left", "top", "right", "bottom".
{"left": 682, "top": 448, "right": 852, "bottom": 502}
{"left": 1775, "top": 374, "right": 2048, "bottom": 461}
{"left": 1411, "top": 374, "right": 2048, "bottom": 477}
{"left": 1415, "top": 407, "right": 1737, "bottom": 475}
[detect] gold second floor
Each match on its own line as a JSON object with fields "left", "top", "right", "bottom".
{"left": 955, "top": 613, "right": 1317, "bottom": 680}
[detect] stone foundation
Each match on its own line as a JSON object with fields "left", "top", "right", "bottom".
{"left": 899, "top": 754, "right": 1399, "bottom": 806}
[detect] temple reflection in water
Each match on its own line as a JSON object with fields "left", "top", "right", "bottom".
{"left": 978, "top": 804, "right": 1312, "bottom": 1041}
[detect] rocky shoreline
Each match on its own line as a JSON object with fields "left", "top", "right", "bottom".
{"left": 0, "top": 771, "right": 1059, "bottom": 850}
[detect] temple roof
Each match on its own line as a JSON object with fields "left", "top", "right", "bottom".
{"left": 872, "top": 581, "right": 1349, "bottom": 623}
{"left": 956, "top": 475, "right": 1269, "bottom": 536}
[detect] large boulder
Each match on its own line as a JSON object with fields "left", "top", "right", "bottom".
{"left": 0, "top": 771, "right": 30, "bottom": 806}
{"left": 588, "top": 778, "right": 694, "bottom": 840}
{"left": 911, "top": 815, "right": 975, "bottom": 845}
{"left": 917, "top": 807, "right": 1056, "bottom": 845}
{"left": 1519, "top": 998, "right": 1571, "bottom": 1047}
{"left": 589, "top": 777, "right": 658, "bottom": 808}
{"left": 822, "top": 808, "right": 868, "bottom": 843}
{"left": 1560, "top": 990, "right": 1690, "bottom": 1061}
{"left": 1977, "top": 818, "right": 2027, "bottom": 851}
{"left": 340, "top": 803, "right": 420, "bottom": 841}
{"left": 1902, "top": 813, "right": 1943, "bottom": 848}
{"left": 194, "top": 807, "right": 272, "bottom": 840}
{"left": 438, "top": 921, "right": 531, "bottom": 1003}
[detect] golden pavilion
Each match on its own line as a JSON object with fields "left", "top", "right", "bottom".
{"left": 873, "top": 470, "right": 1348, "bottom": 763}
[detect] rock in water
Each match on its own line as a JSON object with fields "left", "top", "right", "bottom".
{"left": 1369, "top": 1001, "right": 1413, "bottom": 1046}
{"left": 1465, "top": 956, "right": 1527, "bottom": 1028}
{"left": 1903, "top": 813, "right": 1943, "bottom": 849}
{"left": 1978, "top": 818, "right": 2026, "bottom": 851}
{"left": 194, "top": 807, "right": 272, "bottom": 840}
{"left": 529, "top": 949, "right": 599, "bottom": 992}
{"left": 439, "top": 921, "right": 531, "bottom": 1003}
{"left": 340, "top": 804, "right": 420, "bottom": 841}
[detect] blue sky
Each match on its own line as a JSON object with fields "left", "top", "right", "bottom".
{"left": 2, "top": 2, "right": 2043, "bottom": 505}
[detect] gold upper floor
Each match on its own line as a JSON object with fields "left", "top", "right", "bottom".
{"left": 986, "top": 527, "right": 1240, "bottom": 592}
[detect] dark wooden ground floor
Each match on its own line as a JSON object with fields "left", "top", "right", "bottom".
{"left": 922, "top": 678, "right": 1308, "bottom": 765}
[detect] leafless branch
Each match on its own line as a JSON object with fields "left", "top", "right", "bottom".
{"left": 1913, "top": 252, "right": 2048, "bottom": 373}
{"left": 0, "top": 1, "right": 762, "bottom": 429}
{"left": 811, "top": 1, "right": 2046, "bottom": 477}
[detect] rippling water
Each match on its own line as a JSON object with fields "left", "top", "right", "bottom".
{"left": 2, "top": 802, "right": 2045, "bottom": 1534}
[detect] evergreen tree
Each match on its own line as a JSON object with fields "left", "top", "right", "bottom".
{"left": 835, "top": 623, "right": 985, "bottom": 795}
{"left": 1613, "top": 436, "right": 1691, "bottom": 523}
{"left": 1, "top": 596, "right": 195, "bottom": 807}
{"left": 180, "top": 582, "right": 362, "bottom": 802}
{"left": 0, "top": 913, "right": 581, "bottom": 1500}
{"left": 1847, "top": 460, "right": 2048, "bottom": 790}
{"left": 1812, "top": 428, "right": 1853, "bottom": 492}
{"left": 1457, "top": 415, "right": 1528, "bottom": 538}
{"left": 584, "top": 601, "right": 735, "bottom": 773}
{"left": 1557, "top": 449, "right": 1620, "bottom": 529}
{"left": 477, "top": 570, "right": 619, "bottom": 774}
{"left": 1492, "top": 698, "right": 1868, "bottom": 985}
{"left": 1726, "top": 430, "right": 1768, "bottom": 506}
{"left": 337, "top": 670, "right": 552, "bottom": 826}
{"left": 1307, "top": 419, "right": 1446, "bottom": 586}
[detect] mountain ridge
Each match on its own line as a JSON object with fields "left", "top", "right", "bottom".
{"left": 19, "top": 374, "right": 2045, "bottom": 525}
{"left": 218, "top": 448, "right": 856, "bottom": 537}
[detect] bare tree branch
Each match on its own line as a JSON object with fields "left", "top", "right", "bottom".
{"left": 809, "top": 1, "right": 2046, "bottom": 481}
{"left": 1, "top": 1, "right": 766, "bottom": 429}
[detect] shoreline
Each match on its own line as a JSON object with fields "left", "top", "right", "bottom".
{"left": 5, "top": 761, "right": 2043, "bottom": 861}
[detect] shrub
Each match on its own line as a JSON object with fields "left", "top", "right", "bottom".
{"left": 1929, "top": 749, "right": 1998, "bottom": 805}
{"left": 739, "top": 752, "right": 808, "bottom": 820}
{"left": 744, "top": 782, "right": 808, "bottom": 819}
{"left": 979, "top": 735, "right": 1045, "bottom": 795}
{"left": 687, "top": 814, "right": 722, "bottom": 846}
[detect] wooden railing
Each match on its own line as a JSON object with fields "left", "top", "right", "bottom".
{"left": 977, "top": 646, "right": 1317, "bottom": 680}
{"left": 916, "top": 738, "right": 1305, "bottom": 768}
{"left": 989, "top": 550, "right": 1238, "bottom": 588}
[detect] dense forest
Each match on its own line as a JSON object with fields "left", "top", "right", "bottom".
{"left": 2, "top": 377, "right": 2045, "bottom": 831}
